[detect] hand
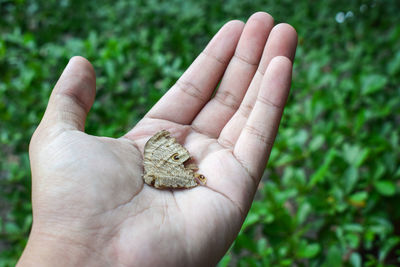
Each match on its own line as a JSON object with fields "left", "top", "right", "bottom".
{"left": 18, "top": 12, "right": 297, "bottom": 267}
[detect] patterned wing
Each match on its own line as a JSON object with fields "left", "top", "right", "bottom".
{"left": 143, "top": 130, "right": 205, "bottom": 189}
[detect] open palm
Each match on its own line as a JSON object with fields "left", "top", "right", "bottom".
{"left": 20, "top": 12, "right": 297, "bottom": 267}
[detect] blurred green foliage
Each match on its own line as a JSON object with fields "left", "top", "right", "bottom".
{"left": 1, "top": 0, "right": 399, "bottom": 266}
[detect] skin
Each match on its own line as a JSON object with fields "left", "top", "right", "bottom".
{"left": 18, "top": 12, "right": 297, "bottom": 267}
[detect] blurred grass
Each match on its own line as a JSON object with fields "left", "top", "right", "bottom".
{"left": 1, "top": 0, "right": 400, "bottom": 266}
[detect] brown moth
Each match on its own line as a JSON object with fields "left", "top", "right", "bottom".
{"left": 143, "top": 130, "right": 206, "bottom": 189}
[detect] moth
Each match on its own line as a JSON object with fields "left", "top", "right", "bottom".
{"left": 143, "top": 130, "right": 206, "bottom": 189}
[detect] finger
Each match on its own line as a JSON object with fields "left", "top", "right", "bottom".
{"left": 258, "top": 23, "right": 297, "bottom": 72}
{"left": 219, "top": 23, "right": 297, "bottom": 148}
{"left": 41, "top": 56, "right": 96, "bottom": 131}
{"left": 191, "top": 12, "right": 274, "bottom": 138}
{"left": 142, "top": 20, "right": 244, "bottom": 125}
{"left": 234, "top": 56, "right": 292, "bottom": 183}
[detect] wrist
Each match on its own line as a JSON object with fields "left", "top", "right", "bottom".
{"left": 17, "top": 223, "right": 106, "bottom": 267}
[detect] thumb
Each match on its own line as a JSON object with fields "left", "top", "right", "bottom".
{"left": 41, "top": 56, "right": 96, "bottom": 132}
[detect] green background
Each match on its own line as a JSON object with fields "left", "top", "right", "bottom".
{"left": 1, "top": 0, "right": 400, "bottom": 266}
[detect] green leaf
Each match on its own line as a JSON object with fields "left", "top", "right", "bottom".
{"left": 279, "top": 259, "right": 293, "bottom": 266}
{"left": 297, "top": 242, "right": 321, "bottom": 259}
{"left": 350, "top": 252, "right": 362, "bottom": 267}
{"left": 218, "top": 254, "right": 231, "bottom": 267}
{"left": 379, "top": 237, "right": 400, "bottom": 262}
{"left": 309, "top": 135, "right": 325, "bottom": 151}
{"left": 0, "top": 39, "right": 6, "bottom": 59}
{"left": 349, "top": 191, "right": 368, "bottom": 207}
{"left": 322, "top": 245, "right": 342, "bottom": 267}
{"left": 345, "top": 233, "right": 360, "bottom": 248}
{"left": 309, "top": 148, "right": 336, "bottom": 186}
{"left": 361, "top": 74, "right": 388, "bottom": 95}
{"left": 296, "top": 202, "right": 311, "bottom": 225}
{"left": 387, "top": 51, "right": 400, "bottom": 75}
{"left": 5, "top": 222, "right": 20, "bottom": 235}
{"left": 374, "top": 180, "right": 396, "bottom": 196}
{"left": 344, "top": 167, "right": 359, "bottom": 194}
{"left": 236, "top": 233, "right": 257, "bottom": 252}
{"left": 343, "top": 223, "right": 364, "bottom": 232}
{"left": 241, "top": 212, "right": 260, "bottom": 232}
{"left": 341, "top": 144, "right": 369, "bottom": 167}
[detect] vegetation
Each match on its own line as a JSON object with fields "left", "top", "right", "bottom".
{"left": 1, "top": 0, "right": 399, "bottom": 266}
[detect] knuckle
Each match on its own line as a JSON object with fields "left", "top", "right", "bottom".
{"left": 175, "top": 79, "right": 207, "bottom": 102}
{"left": 214, "top": 90, "right": 240, "bottom": 111}
{"left": 244, "top": 125, "right": 273, "bottom": 147}
{"left": 257, "top": 95, "right": 284, "bottom": 109}
{"left": 238, "top": 103, "right": 253, "bottom": 118}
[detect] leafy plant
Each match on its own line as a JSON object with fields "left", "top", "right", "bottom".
{"left": 1, "top": 0, "right": 399, "bottom": 266}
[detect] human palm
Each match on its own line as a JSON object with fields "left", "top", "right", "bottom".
{"left": 20, "top": 12, "right": 297, "bottom": 267}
